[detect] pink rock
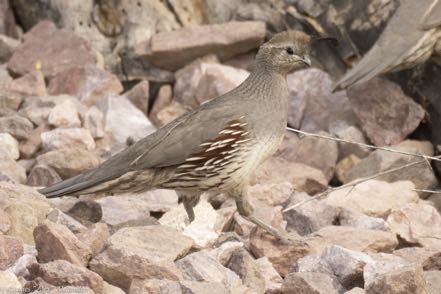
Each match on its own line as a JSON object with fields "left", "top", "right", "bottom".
{"left": 41, "top": 128, "right": 96, "bottom": 151}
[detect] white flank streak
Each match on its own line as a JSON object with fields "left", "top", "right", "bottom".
{"left": 186, "top": 156, "right": 205, "bottom": 161}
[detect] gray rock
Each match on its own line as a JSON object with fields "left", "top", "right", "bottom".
{"left": 0, "top": 235, "right": 23, "bottom": 270}
{"left": 48, "top": 100, "right": 81, "bottom": 128}
{"left": 424, "top": 271, "right": 441, "bottom": 294}
{"left": 176, "top": 251, "right": 246, "bottom": 293}
{"left": 84, "top": 106, "right": 105, "bottom": 139}
{"left": 0, "top": 115, "right": 33, "bottom": 140}
{"left": 27, "top": 164, "right": 62, "bottom": 187}
{"left": 46, "top": 208, "right": 87, "bottom": 234}
{"left": 284, "top": 192, "right": 338, "bottom": 236}
{"left": 0, "top": 34, "right": 19, "bottom": 63}
{"left": 97, "top": 94, "right": 156, "bottom": 144}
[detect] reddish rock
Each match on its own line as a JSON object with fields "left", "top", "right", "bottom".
{"left": 249, "top": 228, "right": 311, "bottom": 276}
{"left": 0, "top": 235, "right": 24, "bottom": 270}
{"left": 8, "top": 21, "right": 96, "bottom": 78}
{"left": 125, "top": 80, "right": 149, "bottom": 114}
{"left": 135, "top": 21, "right": 265, "bottom": 71}
{"left": 29, "top": 260, "right": 105, "bottom": 294}
{"left": 33, "top": 220, "right": 92, "bottom": 266}
{"left": 0, "top": 0, "right": 17, "bottom": 38}
{"left": 347, "top": 78, "right": 424, "bottom": 146}
{"left": 150, "top": 84, "right": 173, "bottom": 127}
{"left": 281, "top": 272, "right": 343, "bottom": 294}
{"left": 76, "top": 223, "right": 110, "bottom": 257}
{"left": 48, "top": 65, "right": 123, "bottom": 106}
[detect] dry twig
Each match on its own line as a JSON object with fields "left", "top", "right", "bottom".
{"left": 283, "top": 127, "right": 441, "bottom": 212}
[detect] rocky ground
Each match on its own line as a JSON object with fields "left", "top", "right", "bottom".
{"left": 1, "top": 0, "right": 441, "bottom": 293}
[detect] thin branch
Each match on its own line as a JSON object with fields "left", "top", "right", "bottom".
{"left": 283, "top": 159, "right": 429, "bottom": 212}
{"left": 413, "top": 189, "right": 441, "bottom": 194}
{"left": 286, "top": 127, "right": 441, "bottom": 163}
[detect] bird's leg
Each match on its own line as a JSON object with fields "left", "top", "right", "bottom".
{"left": 234, "top": 192, "right": 299, "bottom": 244}
{"left": 178, "top": 192, "right": 201, "bottom": 223}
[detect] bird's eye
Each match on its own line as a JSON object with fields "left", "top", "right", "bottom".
{"left": 286, "top": 47, "right": 294, "bottom": 55}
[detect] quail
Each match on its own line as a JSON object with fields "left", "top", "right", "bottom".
{"left": 334, "top": 0, "right": 441, "bottom": 91}
{"left": 39, "top": 31, "right": 313, "bottom": 243}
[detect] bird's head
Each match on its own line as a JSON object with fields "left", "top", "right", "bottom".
{"left": 256, "top": 31, "right": 312, "bottom": 75}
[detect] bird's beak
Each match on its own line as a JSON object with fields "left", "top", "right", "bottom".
{"left": 301, "top": 56, "right": 311, "bottom": 67}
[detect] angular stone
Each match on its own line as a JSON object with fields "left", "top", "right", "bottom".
{"left": 387, "top": 202, "right": 441, "bottom": 248}
{"left": 150, "top": 84, "right": 173, "bottom": 127}
{"left": 84, "top": 106, "right": 105, "bottom": 139}
{"left": 41, "top": 128, "right": 95, "bottom": 151}
{"left": 47, "top": 208, "right": 87, "bottom": 234}
{"left": 37, "top": 147, "right": 101, "bottom": 179}
{"left": 281, "top": 272, "right": 343, "bottom": 294}
{"left": 288, "top": 132, "right": 339, "bottom": 181}
{"left": 176, "top": 251, "right": 246, "bottom": 293}
{"left": 0, "top": 158, "right": 26, "bottom": 184}
{"left": 159, "top": 199, "right": 219, "bottom": 247}
{"left": 0, "top": 182, "right": 50, "bottom": 244}
{"left": 0, "top": 235, "right": 23, "bottom": 270}
{"left": 48, "top": 64, "right": 123, "bottom": 106}
{"left": 254, "top": 158, "right": 328, "bottom": 195}
{"left": 364, "top": 254, "right": 427, "bottom": 294}
{"left": 329, "top": 121, "right": 371, "bottom": 160}
{"left": 248, "top": 182, "right": 292, "bottom": 207}
{"left": 309, "top": 226, "right": 398, "bottom": 254}
{"left": 125, "top": 80, "right": 149, "bottom": 114}
{"left": 338, "top": 209, "right": 390, "bottom": 231}
{"left": 345, "top": 287, "right": 366, "bottom": 294}
{"left": 8, "top": 21, "right": 96, "bottom": 78}
{"left": 180, "top": 281, "right": 231, "bottom": 294}
{"left": 48, "top": 100, "right": 81, "bottom": 128}
{"left": 0, "top": 70, "right": 47, "bottom": 112}
{"left": 29, "top": 260, "right": 105, "bottom": 294}
{"left": 347, "top": 78, "right": 424, "bottom": 146}
{"left": 347, "top": 140, "right": 438, "bottom": 194}
{"left": 321, "top": 245, "right": 373, "bottom": 289}
{"left": 0, "top": 34, "right": 18, "bottom": 63}
{"left": 325, "top": 180, "right": 419, "bottom": 217}
{"left": 394, "top": 247, "right": 441, "bottom": 271}
{"left": 0, "top": 115, "right": 33, "bottom": 140}
{"left": 255, "top": 257, "right": 283, "bottom": 292}
{"left": 97, "top": 94, "right": 156, "bottom": 144}
{"left": 90, "top": 225, "right": 193, "bottom": 291}
{"left": 19, "top": 124, "right": 46, "bottom": 159}
{"left": 129, "top": 278, "right": 182, "bottom": 294}
{"left": 0, "top": 133, "right": 19, "bottom": 159}
{"left": 335, "top": 155, "right": 362, "bottom": 183}
{"left": 249, "top": 229, "right": 311, "bottom": 276}
{"left": 136, "top": 21, "right": 265, "bottom": 71}
{"left": 67, "top": 200, "right": 102, "bottom": 224}
{"left": 287, "top": 68, "right": 357, "bottom": 132}
{"left": 76, "top": 223, "right": 110, "bottom": 257}
{"left": 33, "top": 220, "right": 92, "bottom": 266}
{"left": 226, "top": 248, "right": 265, "bottom": 293}
{"left": 26, "top": 164, "right": 62, "bottom": 187}
{"left": 155, "top": 100, "right": 188, "bottom": 127}
{"left": 174, "top": 58, "right": 249, "bottom": 109}
{"left": 284, "top": 192, "right": 338, "bottom": 236}
{"left": 97, "top": 190, "right": 178, "bottom": 227}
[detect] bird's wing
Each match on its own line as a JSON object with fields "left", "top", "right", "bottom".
{"left": 420, "top": 0, "right": 441, "bottom": 29}
{"left": 334, "top": 0, "right": 434, "bottom": 91}
{"left": 39, "top": 94, "right": 245, "bottom": 197}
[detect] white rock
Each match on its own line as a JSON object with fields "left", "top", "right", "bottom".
{"left": 41, "top": 128, "right": 96, "bottom": 151}
{"left": 0, "top": 133, "right": 19, "bottom": 160}
{"left": 48, "top": 100, "right": 81, "bottom": 128}
{"left": 97, "top": 94, "right": 156, "bottom": 144}
{"left": 325, "top": 180, "right": 419, "bottom": 217}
